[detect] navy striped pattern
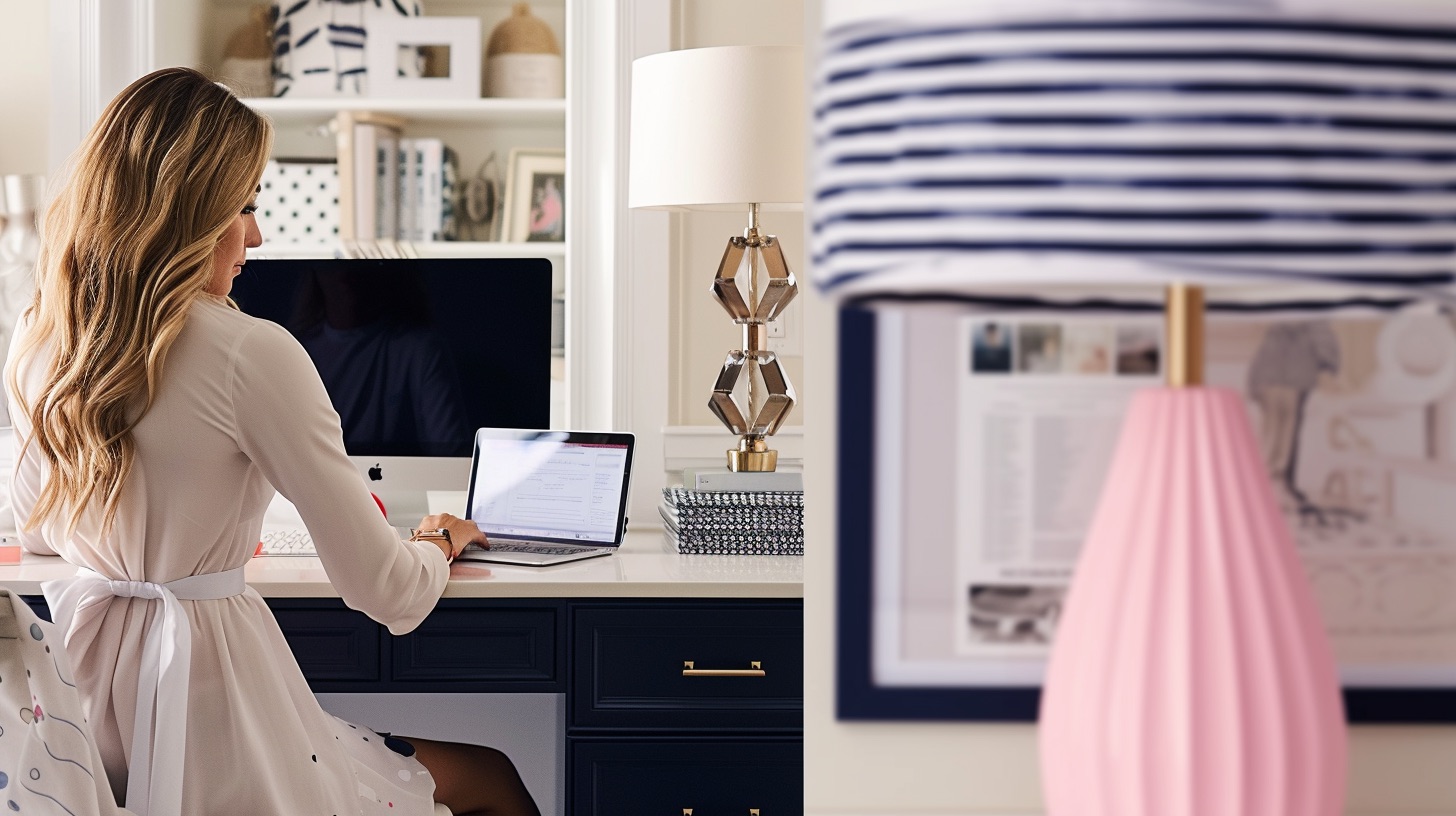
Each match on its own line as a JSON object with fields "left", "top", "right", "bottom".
{"left": 813, "top": 7, "right": 1456, "bottom": 300}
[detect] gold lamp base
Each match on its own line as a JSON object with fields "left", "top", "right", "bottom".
{"left": 706, "top": 204, "right": 799, "bottom": 474}
{"left": 727, "top": 437, "right": 778, "bottom": 472}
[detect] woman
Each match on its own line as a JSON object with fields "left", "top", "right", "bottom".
{"left": 5, "top": 68, "right": 539, "bottom": 816}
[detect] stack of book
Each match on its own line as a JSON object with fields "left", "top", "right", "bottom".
{"left": 660, "top": 468, "right": 804, "bottom": 556}
{"left": 336, "top": 111, "right": 459, "bottom": 254}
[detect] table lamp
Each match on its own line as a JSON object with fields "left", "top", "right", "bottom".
{"left": 629, "top": 45, "right": 806, "bottom": 472}
{"left": 813, "top": 2, "right": 1456, "bottom": 813}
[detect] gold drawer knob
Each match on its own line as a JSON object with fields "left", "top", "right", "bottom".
{"left": 681, "top": 660, "right": 766, "bottom": 677}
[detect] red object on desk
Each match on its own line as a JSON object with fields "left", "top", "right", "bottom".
{"left": 0, "top": 546, "right": 21, "bottom": 564}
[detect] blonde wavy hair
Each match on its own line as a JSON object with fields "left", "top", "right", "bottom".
{"left": 8, "top": 67, "right": 274, "bottom": 534}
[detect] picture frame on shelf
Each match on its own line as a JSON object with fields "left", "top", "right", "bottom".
{"left": 502, "top": 148, "right": 566, "bottom": 243}
{"left": 364, "top": 16, "right": 481, "bottom": 100}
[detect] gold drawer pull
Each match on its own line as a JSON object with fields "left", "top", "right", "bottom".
{"left": 681, "top": 660, "right": 766, "bottom": 677}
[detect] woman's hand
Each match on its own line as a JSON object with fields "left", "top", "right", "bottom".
{"left": 414, "top": 513, "right": 488, "bottom": 561}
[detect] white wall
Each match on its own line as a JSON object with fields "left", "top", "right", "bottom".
{"left": 0, "top": 2, "right": 49, "bottom": 178}
{"left": 802, "top": 2, "right": 1456, "bottom": 814}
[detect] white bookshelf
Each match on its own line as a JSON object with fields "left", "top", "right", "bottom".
{"left": 50, "top": 0, "right": 653, "bottom": 503}
{"left": 202, "top": 1, "right": 570, "bottom": 426}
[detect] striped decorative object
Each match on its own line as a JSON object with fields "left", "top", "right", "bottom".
{"left": 271, "top": 0, "right": 424, "bottom": 98}
{"left": 813, "top": 3, "right": 1456, "bottom": 302}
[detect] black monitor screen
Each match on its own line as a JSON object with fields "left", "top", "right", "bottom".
{"left": 230, "top": 257, "right": 553, "bottom": 458}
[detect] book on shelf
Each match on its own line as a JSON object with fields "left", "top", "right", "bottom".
{"left": 417, "top": 137, "right": 443, "bottom": 242}
{"left": 333, "top": 112, "right": 462, "bottom": 251}
{"left": 398, "top": 138, "right": 421, "bottom": 242}
{"left": 375, "top": 130, "right": 399, "bottom": 241}
{"left": 333, "top": 110, "right": 404, "bottom": 244}
{"left": 660, "top": 487, "right": 804, "bottom": 556}
{"left": 352, "top": 120, "right": 378, "bottom": 240}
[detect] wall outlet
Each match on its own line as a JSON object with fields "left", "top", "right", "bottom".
{"left": 767, "top": 299, "right": 802, "bottom": 356}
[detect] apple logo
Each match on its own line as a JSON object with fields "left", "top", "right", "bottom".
{"left": 368, "top": 463, "right": 383, "bottom": 481}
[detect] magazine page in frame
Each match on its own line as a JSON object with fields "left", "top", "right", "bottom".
{"left": 839, "top": 301, "right": 1456, "bottom": 722}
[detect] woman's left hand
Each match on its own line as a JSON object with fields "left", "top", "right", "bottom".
{"left": 416, "top": 513, "right": 487, "bottom": 560}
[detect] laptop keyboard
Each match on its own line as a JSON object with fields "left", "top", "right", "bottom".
{"left": 486, "top": 540, "right": 605, "bottom": 555}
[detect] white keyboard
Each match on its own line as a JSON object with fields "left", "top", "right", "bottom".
{"left": 258, "top": 529, "right": 316, "bottom": 556}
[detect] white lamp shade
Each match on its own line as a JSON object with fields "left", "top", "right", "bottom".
{"left": 629, "top": 45, "right": 806, "bottom": 212}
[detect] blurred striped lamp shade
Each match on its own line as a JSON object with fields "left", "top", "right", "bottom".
{"left": 812, "top": 1, "right": 1456, "bottom": 309}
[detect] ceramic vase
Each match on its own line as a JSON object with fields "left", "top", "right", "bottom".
{"left": 1040, "top": 386, "right": 1347, "bottom": 816}
{"left": 271, "top": 0, "right": 423, "bottom": 97}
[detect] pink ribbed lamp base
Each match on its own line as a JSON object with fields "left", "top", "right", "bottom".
{"left": 1039, "top": 386, "right": 1346, "bottom": 816}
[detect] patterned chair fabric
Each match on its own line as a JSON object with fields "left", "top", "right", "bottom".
{"left": 0, "top": 589, "right": 134, "bottom": 815}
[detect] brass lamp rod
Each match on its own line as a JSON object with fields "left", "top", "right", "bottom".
{"left": 745, "top": 203, "right": 763, "bottom": 424}
{"left": 1165, "top": 283, "right": 1204, "bottom": 387}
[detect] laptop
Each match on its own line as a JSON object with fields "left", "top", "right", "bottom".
{"left": 455, "top": 428, "right": 635, "bottom": 567}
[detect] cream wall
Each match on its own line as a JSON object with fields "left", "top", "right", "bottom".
{"left": 0, "top": 1, "right": 49, "bottom": 178}
{"left": 802, "top": 2, "right": 1456, "bottom": 815}
{"left": 666, "top": 0, "right": 806, "bottom": 428}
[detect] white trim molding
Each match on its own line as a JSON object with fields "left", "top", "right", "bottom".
{"left": 48, "top": 0, "right": 160, "bottom": 174}
{"left": 619, "top": 0, "right": 674, "bottom": 532}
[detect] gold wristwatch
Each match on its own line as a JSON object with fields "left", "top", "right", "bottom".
{"left": 410, "top": 527, "right": 454, "bottom": 562}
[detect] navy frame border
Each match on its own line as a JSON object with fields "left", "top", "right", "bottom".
{"left": 835, "top": 303, "right": 1456, "bottom": 724}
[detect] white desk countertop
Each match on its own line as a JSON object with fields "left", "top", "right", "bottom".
{"left": 0, "top": 531, "right": 804, "bottom": 599}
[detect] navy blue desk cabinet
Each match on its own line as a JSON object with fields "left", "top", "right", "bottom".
{"left": 270, "top": 596, "right": 805, "bottom": 814}
{"left": 568, "top": 601, "right": 804, "bottom": 814}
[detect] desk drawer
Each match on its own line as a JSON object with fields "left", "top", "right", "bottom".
{"left": 571, "top": 739, "right": 801, "bottom": 815}
{"left": 268, "top": 600, "right": 380, "bottom": 684}
{"left": 571, "top": 602, "right": 803, "bottom": 731}
{"left": 390, "top": 600, "right": 563, "bottom": 691}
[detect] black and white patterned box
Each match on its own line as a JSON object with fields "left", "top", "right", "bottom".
{"left": 256, "top": 160, "right": 340, "bottom": 248}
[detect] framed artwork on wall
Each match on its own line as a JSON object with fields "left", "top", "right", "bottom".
{"left": 838, "top": 300, "right": 1456, "bottom": 724}
{"left": 501, "top": 149, "right": 566, "bottom": 244}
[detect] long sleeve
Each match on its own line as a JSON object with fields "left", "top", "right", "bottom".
{"left": 8, "top": 433, "right": 52, "bottom": 555}
{"left": 4, "top": 318, "right": 54, "bottom": 555}
{"left": 229, "top": 319, "right": 447, "bottom": 634}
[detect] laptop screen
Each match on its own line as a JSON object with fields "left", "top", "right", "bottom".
{"left": 465, "top": 430, "right": 635, "bottom": 546}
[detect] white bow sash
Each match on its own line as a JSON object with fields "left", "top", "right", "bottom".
{"left": 42, "top": 566, "right": 247, "bottom": 816}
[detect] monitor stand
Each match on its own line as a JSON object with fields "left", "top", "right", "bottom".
{"left": 350, "top": 456, "right": 472, "bottom": 526}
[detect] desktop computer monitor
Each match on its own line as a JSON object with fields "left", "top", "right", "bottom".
{"left": 230, "top": 257, "right": 553, "bottom": 519}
